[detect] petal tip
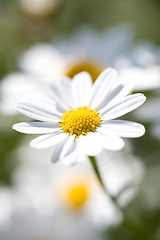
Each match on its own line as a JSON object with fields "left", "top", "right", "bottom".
{"left": 104, "top": 67, "right": 117, "bottom": 76}
{"left": 12, "top": 124, "right": 16, "bottom": 130}
{"left": 139, "top": 125, "right": 146, "bottom": 137}
{"left": 12, "top": 123, "right": 20, "bottom": 131}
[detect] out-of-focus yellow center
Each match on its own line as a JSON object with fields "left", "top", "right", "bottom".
{"left": 60, "top": 106, "right": 101, "bottom": 138}
{"left": 58, "top": 177, "right": 91, "bottom": 210}
{"left": 68, "top": 185, "right": 88, "bottom": 208}
{"left": 64, "top": 61, "right": 105, "bottom": 82}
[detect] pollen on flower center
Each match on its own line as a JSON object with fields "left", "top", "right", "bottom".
{"left": 60, "top": 106, "right": 101, "bottom": 138}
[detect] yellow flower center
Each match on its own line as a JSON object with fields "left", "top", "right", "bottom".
{"left": 57, "top": 176, "right": 91, "bottom": 211}
{"left": 64, "top": 60, "right": 105, "bottom": 82}
{"left": 68, "top": 185, "right": 88, "bottom": 209}
{"left": 60, "top": 106, "right": 101, "bottom": 138}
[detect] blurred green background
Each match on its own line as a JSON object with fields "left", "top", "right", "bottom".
{"left": 0, "top": 0, "right": 160, "bottom": 239}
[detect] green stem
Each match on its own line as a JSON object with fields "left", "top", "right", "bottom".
{"left": 88, "top": 155, "right": 122, "bottom": 211}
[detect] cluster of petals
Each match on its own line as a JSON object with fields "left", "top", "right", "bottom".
{"left": 13, "top": 68, "right": 146, "bottom": 164}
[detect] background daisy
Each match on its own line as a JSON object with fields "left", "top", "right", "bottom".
{"left": 1, "top": 25, "right": 159, "bottom": 115}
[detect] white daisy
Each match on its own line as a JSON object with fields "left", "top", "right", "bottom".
{"left": 11, "top": 144, "right": 122, "bottom": 228}
{"left": 13, "top": 68, "right": 146, "bottom": 164}
{"left": 11, "top": 143, "right": 144, "bottom": 223}
{"left": 18, "top": 25, "right": 132, "bottom": 80}
{"left": 19, "top": 27, "right": 160, "bottom": 91}
{"left": 0, "top": 25, "right": 132, "bottom": 115}
{"left": 0, "top": 142, "right": 145, "bottom": 238}
{"left": 2, "top": 25, "right": 158, "bottom": 116}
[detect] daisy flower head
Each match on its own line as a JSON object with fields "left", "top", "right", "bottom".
{"left": 13, "top": 68, "right": 146, "bottom": 165}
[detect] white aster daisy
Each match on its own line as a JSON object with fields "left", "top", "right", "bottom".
{"left": 11, "top": 144, "right": 122, "bottom": 228}
{"left": 2, "top": 25, "right": 157, "bottom": 116}
{"left": 13, "top": 68, "right": 146, "bottom": 164}
{"left": 11, "top": 143, "right": 144, "bottom": 225}
{"left": 0, "top": 25, "right": 132, "bottom": 115}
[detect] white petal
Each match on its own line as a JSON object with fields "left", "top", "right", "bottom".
{"left": 97, "top": 129, "right": 124, "bottom": 151}
{"left": 62, "top": 148, "right": 80, "bottom": 165}
{"left": 96, "top": 81, "right": 134, "bottom": 111}
{"left": 101, "top": 94, "right": 146, "bottom": 120}
{"left": 89, "top": 68, "right": 117, "bottom": 109}
{"left": 57, "top": 77, "right": 74, "bottom": 107}
{"left": 62, "top": 137, "right": 80, "bottom": 165}
{"left": 45, "top": 78, "right": 73, "bottom": 112}
{"left": 61, "top": 135, "right": 76, "bottom": 157}
{"left": 72, "top": 72, "right": 92, "bottom": 107}
{"left": 107, "top": 81, "right": 134, "bottom": 105}
{"left": 17, "top": 97, "right": 61, "bottom": 122}
{"left": 51, "top": 135, "right": 79, "bottom": 165}
{"left": 77, "top": 132, "right": 103, "bottom": 156}
{"left": 51, "top": 136, "right": 69, "bottom": 163}
{"left": 30, "top": 131, "right": 67, "bottom": 149}
{"left": 101, "top": 120, "right": 145, "bottom": 138}
{"left": 12, "top": 122, "right": 60, "bottom": 134}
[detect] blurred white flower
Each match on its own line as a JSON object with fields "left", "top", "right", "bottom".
{"left": 1, "top": 25, "right": 158, "bottom": 116}
{"left": 0, "top": 144, "right": 145, "bottom": 239}
{"left": 0, "top": 25, "right": 133, "bottom": 115}
{"left": 20, "top": 0, "right": 61, "bottom": 17}
{"left": 10, "top": 142, "right": 144, "bottom": 227}
{"left": 18, "top": 25, "right": 133, "bottom": 82}
{"left": 10, "top": 144, "right": 122, "bottom": 229}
